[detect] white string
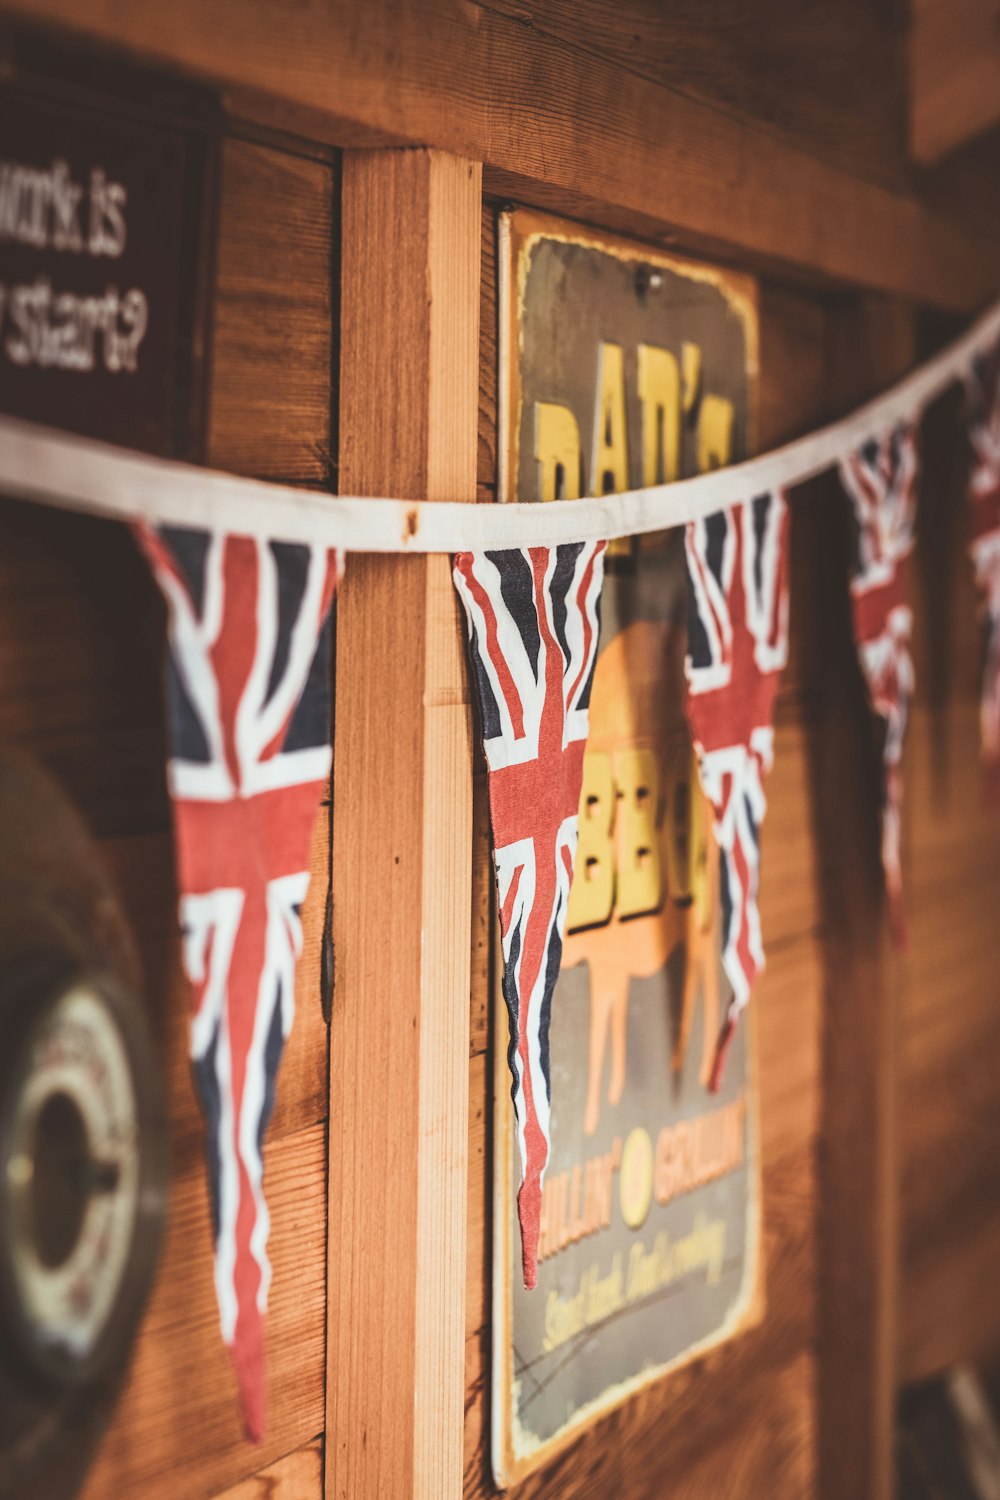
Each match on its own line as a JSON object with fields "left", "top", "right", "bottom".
{"left": 0, "top": 297, "right": 998, "bottom": 553}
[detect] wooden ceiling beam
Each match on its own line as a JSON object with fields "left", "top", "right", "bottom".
{"left": 1, "top": 0, "right": 999, "bottom": 310}
{"left": 910, "top": 0, "right": 1000, "bottom": 165}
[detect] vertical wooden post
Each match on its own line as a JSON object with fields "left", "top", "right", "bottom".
{"left": 814, "top": 295, "right": 916, "bottom": 1500}
{"left": 326, "top": 150, "right": 481, "bottom": 1500}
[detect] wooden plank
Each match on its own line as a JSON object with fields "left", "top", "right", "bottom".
{"left": 758, "top": 285, "right": 829, "bottom": 448}
{"left": 0, "top": 128, "right": 334, "bottom": 1499}
{"left": 0, "top": 501, "right": 168, "bottom": 837}
{"left": 70, "top": 130, "right": 335, "bottom": 1497}
{"left": 470, "top": 202, "right": 497, "bottom": 1076}
{"left": 756, "top": 935, "right": 822, "bottom": 1163}
{"left": 327, "top": 149, "right": 480, "bottom": 1500}
{"left": 0, "top": 141, "right": 336, "bottom": 834}
{"left": 477, "top": 0, "right": 908, "bottom": 187}
{"left": 208, "top": 138, "right": 335, "bottom": 483}
{"left": 898, "top": 696, "right": 1000, "bottom": 1380}
{"left": 478, "top": 201, "right": 499, "bottom": 498}
{"left": 82, "top": 1124, "right": 327, "bottom": 1500}
{"left": 910, "top": 0, "right": 1000, "bottom": 164}
{"left": 806, "top": 295, "right": 916, "bottom": 1500}
{"left": 760, "top": 725, "right": 821, "bottom": 946}
{"left": 0, "top": 0, "right": 997, "bottom": 308}
{"left": 901, "top": 1214, "right": 1000, "bottom": 1384}
{"left": 625, "top": 1350, "right": 814, "bottom": 1500}
{"left": 211, "top": 1441, "right": 323, "bottom": 1499}
{"left": 469, "top": 767, "right": 492, "bottom": 1060}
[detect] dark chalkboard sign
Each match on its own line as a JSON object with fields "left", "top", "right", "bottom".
{"left": 0, "top": 50, "right": 215, "bottom": 458}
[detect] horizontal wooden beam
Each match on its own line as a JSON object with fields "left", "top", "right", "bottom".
{"left": 910, "top": 0, "right": 1000, "bottom": 164}
{"left": 2, "top": 0, "right": 999, "bottom": 309}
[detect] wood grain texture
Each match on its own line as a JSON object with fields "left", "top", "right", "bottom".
{"left": 469, "top": 765, "right": 492, "bottom": 1062}
{"left": 896, "top": 364, "right": 1000, "bottom": 1387}
{"left": 0, "top": 27, "right": 995, "bottom": 1496}
{"left": 0, "top": 543, "right": 329, "bottom": 1498}
{"left": 1, "top": 0, "right": 998, "bottom": 308}
{"left": 910, "top": 0, "right": 1000, "bottom": 164}
{"left": 478, "top": 202, "right": 499, "bottom": 500}
{"left": 477, "top": 0, "right": 908, "bottom": 189}
{"left": 211, "top": 1440, "right": 323, "bottom": 1499}
{"left": 209, "top": 138, "right": 335, "bottom": 483}
{"left": 760, "top": 283, "right": 831, "bottom": 722}
{"left": 622, "top": 1349, "right": 815, "bottom": 1500}
{"left": 0, "top": 501, "right": 168, "bottom": 838}
{"left": 757, "top": 285, "right": 829, "bottom": 449}
{"left": 13, "top": 132, "right": 336, "bottom": 1499}
{"left": 899, "top": 695, "right": 1000, "bottom": 1379}
{"left": 469, "top": 207, "right": 495, "bottom": 1050}
{"left": 82, "top": 1126, "right": 327, "bottom": 1500}
{"left": 804, "top": 298, "right": 917, "bottom": 1500}
{"left": 327, "top": 149, "right": 480, "bottom": 1500}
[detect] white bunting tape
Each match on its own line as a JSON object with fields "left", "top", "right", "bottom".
{"left": 0, "top": 298, "right": 998, "bottom": 552}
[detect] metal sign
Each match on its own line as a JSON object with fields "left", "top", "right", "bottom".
{"left": 492, "top": 210, "right": 763, "bottom": 1484}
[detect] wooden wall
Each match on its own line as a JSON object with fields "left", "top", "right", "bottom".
{"left": 462, "top": 236, "right": 1000, "bottom": 1500}
{"left": 6, "top": 0, "right": 1000, "bottom": 310}
{"left": 0, "top": 132, "right": 336, "bottom": 1498}
{"left": 901, "top": 396, "right": 1000, "bottom": 1384}
{"left": 0, "top": 5, "right": 998, "bottom": 1498}
{"left": 461, "top": 232, "right": 823, "bottom": 1499}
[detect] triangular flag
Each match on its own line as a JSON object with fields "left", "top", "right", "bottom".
{"left": 453, "top": 543, "right": 606, "bottom": 1288}
{"left": 839, "top": 424, "right": 918, "bottom": 946}
{"left": 683, "top": 492, "right": 790, "bottom": 1089}
{"left": 136, "top": 524, "right": 341, "bottom": 1441}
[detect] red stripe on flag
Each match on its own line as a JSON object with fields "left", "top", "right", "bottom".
{"left": 457, "top": 553, "right": 526, "bottom": 741}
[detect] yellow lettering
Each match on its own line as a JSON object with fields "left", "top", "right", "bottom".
{"left": 568, "top": 750, "right": 616, "bottom": 931}
{"left": 534, "top": 401, "right": 582, "bottom": 501}
{"left": 654, "top": 1097, "right": 746, "bottom": 1206}
{"left": 698, "top": 393, "right": 735, "bottom": 472}
{"left": 662, "top": 739, "right": 696, "bottom": 904}
{"left": 636, "top": 343, "right": 681, "bottom": 552}
{"left": 613, "top": 746, "right": 662, "bottom": 919}
{"left": 592, "top": 341, "right": 629, "bottom": 494}
{"left": 637, "top": 343, "right": 681, "bottom": 487}
{"left": 682, "top": 341, "right": 702, "bottom": 414}
{"left": 593, "top": 341, "right": 631, "bottom": 557}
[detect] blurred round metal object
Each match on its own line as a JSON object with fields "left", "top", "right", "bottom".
{"left": 0, "top": 749, "right": 167, "bottom": 1498}
{"left": 0, "top": 973, "right": 162, "bottom": 1389}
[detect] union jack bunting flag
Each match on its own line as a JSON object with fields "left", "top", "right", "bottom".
{"left": 684, "top": 493, "right": 789, "bottom": 1091}
{"left": 136, "top": 524, "right": 341, "bottom": 1441}
{"left": 966, "top": 338, "right": 1000, "bottom": 781}
{"left": 839, "top": 423, "right": 919, "bottom": 946}
{"left": 453, "top": 543, "right": 606, "bottom": 1288}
